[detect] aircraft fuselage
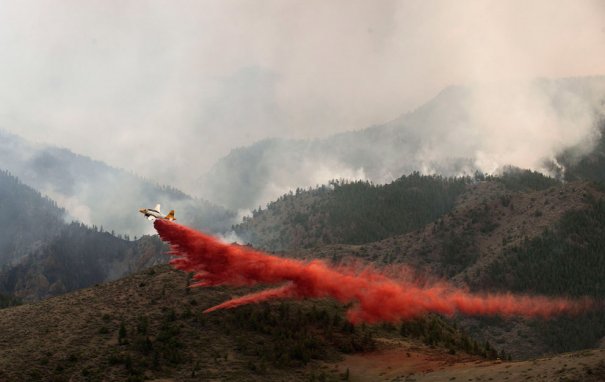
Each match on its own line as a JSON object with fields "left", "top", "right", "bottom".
{"left": 139, "top": 208, "right": 163, "bottom": 220}
{"left": 139, "top": 204, "right": 176, "bottom": 221}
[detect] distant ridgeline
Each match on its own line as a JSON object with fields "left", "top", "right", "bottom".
{"left": 0, "top": 170, "right": 166, "bottom": 301}
{"left": 234, "top": 173, "right": 470, "bottom": 251}
{"left": 0, "top": 130, "right": 236, "bottom": 237}
{"left": 200, "top": 77, "right": 605, "bottom": 212}
{"left": 234, "top": 143, "right": 605, "bottom": 253}
{"left": 480, "top": 167, "right": 560, "bottom": 192}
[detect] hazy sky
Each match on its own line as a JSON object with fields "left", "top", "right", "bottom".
{"left": 1, "top": 0, "right": 604, "bottom": 193}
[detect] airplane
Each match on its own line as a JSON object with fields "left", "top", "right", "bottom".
{"left": 139, "top": 204, "right": 176, "bottom": 221}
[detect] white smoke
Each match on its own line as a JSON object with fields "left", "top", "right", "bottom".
{"left": 411, "top": 79, "right": 605, "bottom": 177}
{"left": 1, "top": 1, "right": 603, "bottom": 193}
{"left": 1, "top": 1, "right": 604, "bottom": 215}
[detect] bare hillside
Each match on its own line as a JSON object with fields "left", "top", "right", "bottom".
{"left": 0, "top": 265, "right": 491, "bottom": 382}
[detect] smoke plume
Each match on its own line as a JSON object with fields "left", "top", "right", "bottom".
{"left": 2, "top": 1, "right": 604, "bottom": 199}
{"left": 155, "top": 220, "right": 591, "bottom": 323}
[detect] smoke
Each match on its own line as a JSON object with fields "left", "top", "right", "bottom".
{"left": 216, "top": 229, "right": 245, "bottom": 245}
{"left": 155, "top": 220, "right": 592, "bottom": 323}
{"left": 0, "top": 130, "right": 237, "bottom": 237}
{"left": 199, "top": 77, "right": 605, "bottom": 210}
{"left": 415, "top": 78, "right": 605, "bottom": 176}
{"left": 1, "top": 1, "right": 604, "bottom": 198}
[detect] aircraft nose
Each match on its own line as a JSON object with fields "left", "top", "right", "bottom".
{"left": 139, "top": 208, "right": 145, "bottom": 213}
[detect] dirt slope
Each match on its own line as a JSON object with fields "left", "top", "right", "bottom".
{"left": 333, "top": 347, "right": 605, "bottom": 382}
{"left": 0, "top": 264, "right": 479, "bottom": 382}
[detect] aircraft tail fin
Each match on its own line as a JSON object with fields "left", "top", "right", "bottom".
{"left": 165, "top": 210, "right": 176, "bottom": 221}
{"left": 154, "top": 204, "right": 161, "bottom": 212}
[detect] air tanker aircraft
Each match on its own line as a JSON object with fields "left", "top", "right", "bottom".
{"left": 139, "top": 204, "right": 176, "bottom": 221}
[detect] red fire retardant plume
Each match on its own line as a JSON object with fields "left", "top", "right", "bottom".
{"left": 154, "top": 220, "right": 591, "bottom": 323}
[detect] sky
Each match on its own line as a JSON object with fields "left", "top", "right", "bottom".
{"left": 0, "top": 0, "right": 604, "bottom": 194}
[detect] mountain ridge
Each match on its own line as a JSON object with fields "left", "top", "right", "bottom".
{"left": 0, "top": 130, "right": 236, "bottom": 237}
{"left": 199, "top": 76, "right": 605, "bottom": 211}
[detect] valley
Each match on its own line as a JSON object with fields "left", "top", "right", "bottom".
{"left": 1, "top": 75, "right": 604, "bottom": 380}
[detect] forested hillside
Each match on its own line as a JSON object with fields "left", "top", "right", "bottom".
{"left": 0, "top": 170, "right": 167, "bottom": 301}
{"left": 0, "top": 170, "right": 65, "bottom": 265}
{"left": 480, "top": 197, "right": 605, "bottom": 353}
{"left": 0, "top": 223, "right": 166, "bottom": 301}
{"left": 235, "top": 173, "right": 469, "bottom": 251}
{"left": 0, "top": 131, "right": 236, "bottom": 236}
{"left": 266, "top": 175, "right": 602, "bottom": 358}
{"left": 234, "top": 170, "right": 560, "bottom": 252}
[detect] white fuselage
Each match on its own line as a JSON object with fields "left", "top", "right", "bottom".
{"left": 140, "top": 208, "right": 163, "bottom": 220}
{"left": 139, "top": 204, "right": 175, "bottom": 221}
